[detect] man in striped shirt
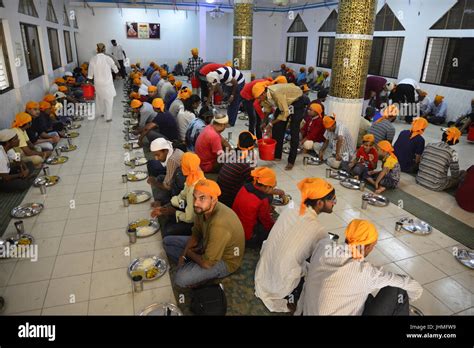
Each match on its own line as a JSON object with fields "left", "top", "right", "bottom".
{"left": 206, "top": 66, "right": 246, "bottom": 127}
{"left": 318, "top": 115, "right": 355, "bottom": 169}
{"left": 296, "top": 219, "right": 423, "bottom": 315}
{"left": 368, "top": 107, "right": 397, "bottom": 144}
{"left": 416, "top": 127, "right": 463, "bottom": 191}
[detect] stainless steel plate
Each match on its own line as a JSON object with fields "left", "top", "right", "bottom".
{"left": 11, "top": 203, "right": 44, "bottom": 218}
{"left": 64, "top": 131, "right": 79, "bottom": 138}
{"left": 34, "top": 175, "right": 60, "bottom": 187}
{"left": 124, "top": 157, "right": 147, "bottom": 166}
{"left": 273, "top": 194, "right": 292, "bottom": 206}
{"left": 362, "top": 193, "right": 389, "bottom": 207}
{"left": 282, "top": 146, "right": 302, "bottom": 154}
{"left": 140, "top": 303, "right": 182, "bottom": 316}
{"left": 127, "top": 218, "right": 160, "bottom": 238}
{"left": 58, "top": 144, "right": 77, "bottom": 152}
{"left": 123, "top": 142, "right": 141, "bottom": 150}
{"left": 454, "top": 249, "right": 474, "bottom": 269}
{"left": 66, "top": 123, "right": 81, "bottom": 130}
{"left": 340, "top": 178, "right": 361, "bottom": 190}
{"left": 398, "top": 217, "right": 432, "bottom": 235}
{"left": 123, "top": 190, "right": 152, "bottom": 204}
{"left": 127, "top": 171, "right": 148, "bottom": 181}
{"left": 46, "top": 156, "right": 69, "bottom": 165}
{"left": 128, "top": 256, "right": 168, "bottom": 281}
{"left": 330, "top": 170, "right": 350, "bottom": 180}
{"left": 303, "top": 156, "right": 322, "bottom": 165}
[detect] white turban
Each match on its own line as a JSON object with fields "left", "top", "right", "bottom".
{"left": 150, "top": 137, "right": 173, "bottom": 166}
{"left": 0, "top": 129, "right": 16, "bottom": 142}
{"left": 64, "top": 72, "right": 73, "bottom": 77}
{"left": 206, "top": 71, "right": 220, "bottom": 85}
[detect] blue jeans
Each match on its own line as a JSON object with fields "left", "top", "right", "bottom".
{"left": 227, "top": 82, "right": 245, "bottom": 127}
{"left": 163, "top": 235, "right": 231, "bottom": 288}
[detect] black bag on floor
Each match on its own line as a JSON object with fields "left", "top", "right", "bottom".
{"left": 190, "top": 283, "right": 227, "bottom": 316}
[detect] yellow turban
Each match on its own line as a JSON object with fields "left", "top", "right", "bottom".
{"left": 362, "top": 134, "right": 375, "bottom": 143}
{"left": 175, "top": 80, "right": 183, "bottom": 90}
{"left": 160, "top": 70, "right": 168, "bottom": 78}
{"left": 272, "top": 76, "right": 287, "bottom": 84}
{"left": 191, "top": 48, "right": 199, "bottom": 56}
{"left": 445, "top": 127, "right": 461, "bottom": 143}
{"left": 43, "top": 94, "right": 56, "bottom": 103}
{"left": 148, "top": 86, "right": 157, "bottom": 93}
{"left": 194, "top": 179, "right": 221, "bottom": 198}
{"left": 434, "top": 95, "right": 444, "bottom": 104}
{"left": 410, "top": 117, "right": 428, "bottom": 139}
{"left": 323, "top": 115, "right": 336, "bottom": 129}
{"left": 345, "top": 219, "right": 378, "bottom": 259}
{"left": 130, "top": 99, "right": 143, "bottom": 109}
{"left": 309, "top": 103, "right": 323, "bottom": 117}
{"left": 181, "top": 153, "right": 205, "bottom": 186}
{"left": 25, "top": 101, "right": 39, "bottom": 110}
{"left": 251, "top": 167, "right": 277, "bottom": 187}
{"left": 178, "top": 87, "right": 192, "bottom": 100}
{"left": 151, "top": 98, "right": 165, "bottom": 112}
{"left": 133, "top": 78, "right": 141, "bottom": 86}
{"left": 297, "top": 178, "right": 334, "bottom": 215}
{"left": 12, "top": 112, "right": 32, "bottom": 128}
{"left": 39, "top": 101, "right": 51, "bottom": 111}
{"left": 252, "top": 81, "right": 271, "bottom": 99}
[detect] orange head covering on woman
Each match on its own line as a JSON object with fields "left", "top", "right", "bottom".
{"left": 410, "top": 118, "right": 429, "bottom": 139}
{"left": 345, "top": 219, "right": 378, "bottom": 259}
{"left": 12, "top": 112, "right": 32, "bottom": 128}
{"left": 251, "top": 167, "right": 277, "bottom": 187}
{"left": 181, "top": 153, "right": 205, "bottom": 186}
{"left": 194, "top": 179, "right": 221, "bottom": 198}
{"left": 445, "top": 127, "right": 461, "bottom": 143}
{"left": 297, "top": 178, "right": 334, "bottom": 215}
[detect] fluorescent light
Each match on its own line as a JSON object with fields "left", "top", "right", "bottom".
{"left": 206, "top": 0, "right": 215, "bottom": 3}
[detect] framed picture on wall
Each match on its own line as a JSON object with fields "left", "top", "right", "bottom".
{"left": 126, "top": 22, "right": 138, "bottom": 38}
{"left": 126, "top": 22, "right": 160, "bottom": 39}
{"left": 149, "top": 23, "right": 160, "bottom": 39}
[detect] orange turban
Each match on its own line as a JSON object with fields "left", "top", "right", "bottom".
{"left": 434, "top": 95, "right": 444, "bottom": 104}
{"left": 130, "top": 92, "right": 140, "bottom": 100}
{"left": 130, "top": 99, "right": 143, "bottom": 109}
{"left": 55, "top": 78, "right": 66, "bottom": 84}
{"left": 297, "top": 178, "right": 334, "bottom": 215}
{"left": 181, "top": 153, "right": 205, "bottom": 186}
{"left": 58, "top": 86, "right": 68, "bottom": 92}
{"left": 12, "top": 112, "right": 32, "bottom": 128}
{"left": 148, "top": 86, "right": 157, "bottom": 93}
{"left": 25, "top": 101, "right": 39, "bottom": 110}
{"left": 272, "top": 76, "right": 287, "bottom": 84}
{"left": 152, "top": 98, "right": 165, "bottom": 112}
{"left": 419, "top": 90, "right": 427, "bottom": 97}
{"left": 168, "top": 75, "right": 176, "bottom": 83}
{"left": 410, "top": 118, "right": 428, "bottom": 139}
{"left": 133, "top": 78, "right": 142, "bottom": 86}
{"left": 191, "top": 48, "right": 199, "bottom": 56}
{"left": 252, "top": 81, "right": 271, "bottom": 99}
{"left": 178, "top": 87, "right": 192, "bottom": 100}
{"left": 194, "top": 179, "right": 221, "bottom": 198}
{"left": 224, "top": 61, "right": 232, "bottom": 67}
{"left": 39, "top": 101, "right": 51, "bottom": 111}
{"left": 175, "top": 80, "right": 183, "bottom": 90}
{"left": 309, "top": 103, "right": 323, "bottom": 117}
{"left": 160, "top": 70, "right": 168, "bottom": 78}
{"left": 362, "top": 134, "right": 375, "bottom": 143}
{"left": 323, "top": 115, "right": 336, "bottom": 129}
{"left": 251, "top": 167, "right": 276, "bottom": 187}
{"left": 301, "top": 84, "right": 310, "bottom": 92}
{"left": 377, "top": 140, "right": 394, "bottom": 155}
{"left": 43, "top": 94, "right": 56, "bottom": 102}
{"left": 345, "top": 219, "right": 378, "bottom": 259}
{"left": 445, "top": 127, "right": 461, "bottom": 143}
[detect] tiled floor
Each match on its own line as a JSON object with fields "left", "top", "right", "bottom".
{"left": 0, "top": 81, "right": 472, "bottom": 316}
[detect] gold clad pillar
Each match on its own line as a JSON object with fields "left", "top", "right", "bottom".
{"left": 327, "top": 0, "right": 378, "bottom": 148}
{"left": 233, "top": 0, "right": 253, "bottom": 81}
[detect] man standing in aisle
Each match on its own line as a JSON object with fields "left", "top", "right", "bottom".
{"left": 88, "top": 43, "right": 119, "bottom": 122}
{"left": 110, "top": 40, "right": 127, "bottom": 79}
{"left": 186, "top": 48, "right": 204, "bottom": 95}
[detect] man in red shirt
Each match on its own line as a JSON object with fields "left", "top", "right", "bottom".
{"left": 241, "top": 78, "right": 273, "bottom": 139}
{"left": 232, "top": 167, "right": 278, "bottom": 249}
{"left": 301, "top": 103, "right": 326, "bottom": 151}
{"left": 194, "top": 114, "right": 231, "bottom": 173}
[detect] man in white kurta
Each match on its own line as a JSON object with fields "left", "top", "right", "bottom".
{"left": 254, "top": 178, "right": 336, "bottom": 312}
{"left": 88, "top": 43, "right": 119, "bottom": 122}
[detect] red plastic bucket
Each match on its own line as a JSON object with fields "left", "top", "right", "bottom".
{"left": 82, "top": 84, "right": 95, "bottom": 100}
{"left": 258, "top": 138, "right": 276, "bottom": 161}
{"left": 468, "top": 124, "right": 474, "bottom": 142}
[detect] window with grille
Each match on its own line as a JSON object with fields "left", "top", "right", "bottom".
{"left": 286, "top": 36, "right": 307, "bottom": 64}
{"left": 18, "top": 0, "right": 38, "bottom": 18}
{"left": 431, "top": 0, "right": 474, "bottom": 30}
{"left": 319, "top": 10, "right": 338, "bottom": 32}
{"left": 317, "top": 36, "right": 335, "bottom": 68}
{"left": 287, "top": 14, "right": 308, "bottom": 33}
{"left": 20, "top": 22, "right": 44, "bottom": 80}
{"left": 421, "top": 37, "right": 474, "bottom": 90}
{"left": 368, "top": 37, "right": 404, "bottom": 78}
{"left": 64, "top": 31, "right": 73, "bottom": 64}
{"left": 63, "top": 5, "right": 70, "bottom": 27}
{"left": 0, "top": 22, "right": 13, "bottom": 94}
{"left": 47, "top": 28, "right": 61, "bottom": 70}
{"left": 46, "top": 0, "right": 58, "bottom": 23}
{"left": 375, "top": 4, "right": 405, "bottom": 31}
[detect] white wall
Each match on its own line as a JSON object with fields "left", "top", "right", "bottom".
{"left": 205, "top": 11, "right": 233, "bottom": 64}
{"left": 0, "top": 0, "right": 79, "bottom": 128}
{"left": 281, "top": 0, "right": 474, "bottom": 117}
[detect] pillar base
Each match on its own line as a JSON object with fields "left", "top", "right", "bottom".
{"left": 327, "top": 96, "right": 364, "bottom": 145}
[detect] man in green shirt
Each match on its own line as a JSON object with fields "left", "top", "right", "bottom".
{"left": 163, "top": 179, "right": 245, "bottom": 288}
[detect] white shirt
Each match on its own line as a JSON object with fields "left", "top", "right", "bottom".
{"left": 49, "top": 83, "right": 59, "bottom": 95}
{"left": 295, "top": 239, "right": 423, "bottom": 315}
{"left": 398, "top": 78, "right": 421, "bottom": 90}
{"left": 0, "top": 146, "right": 11, "bottom": 174}
{"left": 254, "top": 205, "right": 327, "bottom": 312}
{"left": 139, "top": 102, "right": 157, "bottom": 128}
{"left": 419, "top": 96, "right": 431, "bottom": 116}
{"left": 141, "top": 76, "right": 151, "bottom": 87}
{"left": 110, "top": 44, "right": 125, "bottom": 60}
{"left": 169, "top": 99, "right": 184, "bottom": 118}
{"left": 87, "top": 53, "right": 118, "bottom": 98}
{"left": 159, "top": 81, "right": 174, "bottom": 99}
{"left": 177, "top": 110, "right": 196, "bottom": 142}
{"left": 324, "top": 123, "right": 355, "bottom": 161}
{"left": 138, "top": 84, "right": 149, "bottom": 96}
